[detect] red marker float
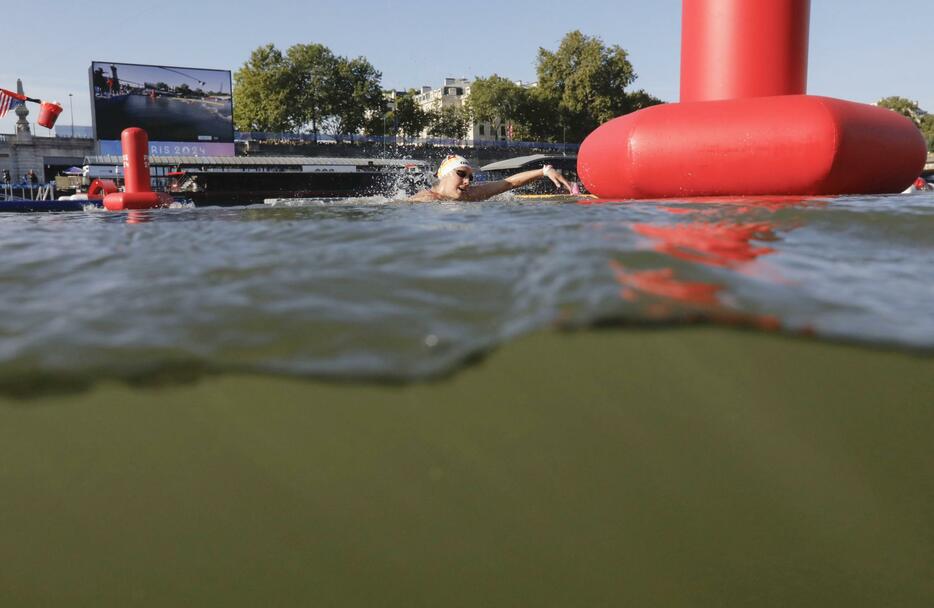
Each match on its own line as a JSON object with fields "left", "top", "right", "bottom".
{"left": 87, "top": 178, "right": 118, "bottom": 199}
{"left": 578, "top": 0, "right": 927, "bottom": 199}
{"left": 103, "top": 128, "right": 174, "bottom": 211}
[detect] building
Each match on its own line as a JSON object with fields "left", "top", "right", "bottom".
{"left": 54, "top": 125, "right": 94, "bottom": 139}
{"left": 411, "top": 77, "right": 537, "bottom": 145}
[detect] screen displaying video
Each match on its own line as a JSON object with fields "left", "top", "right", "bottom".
{"left": 90, "top": 61, "right": 234, "bottom": 156}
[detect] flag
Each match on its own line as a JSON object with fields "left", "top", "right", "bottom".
{"left": 0, "top": 88, "right": 26, "bottom": 119}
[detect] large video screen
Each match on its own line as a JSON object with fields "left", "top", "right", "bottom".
{"left": 90, "top": 61, "right": 234, "bottom": 156}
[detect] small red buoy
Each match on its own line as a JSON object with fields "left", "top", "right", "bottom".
{"left": 87, "top": 178, "right": 118, "bottom": 199}
{"left": 103, "top": 128, "right": 174, "bottom": 211}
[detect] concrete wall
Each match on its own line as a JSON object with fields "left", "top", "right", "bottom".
{"left": 0, "top": 134, "right": 94, "bottom": 183}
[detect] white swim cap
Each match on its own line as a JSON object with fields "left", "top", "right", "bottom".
{"left": 437, "top": 154, "right": 472, "bottom": 178}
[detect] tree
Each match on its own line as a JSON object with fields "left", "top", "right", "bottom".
{"left": 428, "top": 105, "right": 471, "bottom": 140}
{"left": 395, "top": 91, "right": 431, "bottom": 142}
{"left": 877, "top": 96, "right": 925, "bottom": 126}
{"left": 233, "top": 44, "right": 293, "bottom": 132}
{"left": 328, "top": 57, "right": 385, "bottom": 142}
{"left": 363, "top": 106, "right": 396, "bottom": 138}
{"left": 536, "top": 30, "right": 638, "bottom": 141}
{"left": 467, "top": 75, "right": 528, "bottom": 125}
{"left": 512, "top": 87, "right": 560, "bottom": 142}
{"left": 286, "top": 43, "right": 340, "bottom": 142}
{"left": 626, "top": 89, "right": 665, "bottom": 112}
{"left": 922, "top": 114, "right": 934, "bottom": 151}
{"left": 878, "top": 96, "right": 934, "bottom": 151}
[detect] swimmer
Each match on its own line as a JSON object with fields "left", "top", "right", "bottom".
{"left": 409, "top": 154, "right": 574, "bottom": 202}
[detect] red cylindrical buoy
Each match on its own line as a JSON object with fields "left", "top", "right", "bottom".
{"left": 87, "top": 179, "right": 118, "bottom": 199}
{"left": 578, "top": 0, "right": 928, "bottom": 199}
{"left": 37, "top": 101, "right": 64, "bottom": 129}
{"left": 103, "top": 127, "right": 174, "bottom": 211}
{"left": 121, "top": 127, "right": 152, "bottom": 194}
{"left": 680, "top": 0, "right": 811, "bottom": 102}
{"left": 578, "top": 96, "right": 927, "bottom": 199}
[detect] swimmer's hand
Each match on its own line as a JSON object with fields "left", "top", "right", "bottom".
{"left": 542, "top": 165, "right": 574, "bottom": 193}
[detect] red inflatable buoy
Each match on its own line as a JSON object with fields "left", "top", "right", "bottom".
{"left": 87, "top": 178, "right": 118, "bottom": 199}
{"left": 578, "top": 0, "right": 928, "bottom": 199}
{"left": 578, "top": 95, "right": 926, "bottom": 199}
{"left": 103, "top": 127, "right": 174, "bottom": 211}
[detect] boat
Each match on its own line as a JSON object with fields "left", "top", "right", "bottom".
{"left": 0, "top": 196, "right": 102, "bottom": 212}
{"left": 85, "top": 155, "right": 431, "bottom": 206}
{"left": 480, "top": 154, "right": 585, "bottom": 195}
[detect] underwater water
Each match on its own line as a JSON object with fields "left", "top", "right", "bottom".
{"left": 0, "top": 192, "right": 932, "bottom": 394}
{"left": 2, "top": 191, "right": 934, "bottom": 607}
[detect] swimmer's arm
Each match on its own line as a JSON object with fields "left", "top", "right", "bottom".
{"left": 465, "top": 168, "right": 573, "bottom": 201}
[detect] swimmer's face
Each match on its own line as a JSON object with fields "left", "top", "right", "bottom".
{"left": 439, "top": 167, "right": 473, "bottom": 199}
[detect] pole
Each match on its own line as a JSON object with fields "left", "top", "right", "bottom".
{"left": 69, "top": 93, "right": 74, "bottom": 138}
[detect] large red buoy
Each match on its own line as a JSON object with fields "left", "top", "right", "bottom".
{"left": 680, "top": 0, "right": 811, "bottom": 103}
{"left": 103, "top": 128, "right": 174, "bottom": 211}
{"left": 578, "top": 0, "right": 927, "bottom": 199}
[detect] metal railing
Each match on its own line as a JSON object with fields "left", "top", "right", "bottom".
{"left": 1, "top": 183, "right": 55, "bottom": 201}
{"left": 234, "top": 131, "right": 581, "bottom": 152}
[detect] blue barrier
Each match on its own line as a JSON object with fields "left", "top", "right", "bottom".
{"left": 234, "top": 131, "right": 579, "bottom": 152}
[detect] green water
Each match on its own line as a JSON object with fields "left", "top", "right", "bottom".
{"left": 2, "top": 327, "right": 932, "bottom": 606}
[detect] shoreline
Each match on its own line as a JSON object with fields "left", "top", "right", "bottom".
{"left": 2, "top": 326, "right": 932, "bottom": 606}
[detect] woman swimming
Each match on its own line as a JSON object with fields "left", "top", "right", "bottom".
{"left": 409, "top": 155, "right": 574, "bottom": 201}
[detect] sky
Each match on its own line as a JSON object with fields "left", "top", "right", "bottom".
{"left": 2, "top": 0, "right": 931, "bottom": 133}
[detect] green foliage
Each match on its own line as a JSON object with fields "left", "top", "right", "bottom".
{"left": 285, "top": 43, "right": 339, "bottom": 140}
{"left": 921, "top": 114, "right": 934, "bottom": 152}
{"left": 328, "top": 56, "right": 385, "bottom": 142}
{"left": 626, "top": 89, "right": 665, "bottom": 112}
{"left": 394, "top": 91, "right": 431, "bottom": 141}
{"left": 233, "top": 44, "right": 293, "bottom": 132}
{"left": 536, "top": 30, "right": 652, "bottom": 141}
{"left": 464, "top": 31, "right": 661, "bottom": 143}
{"left": 878, "top": 96, "right": 934, "bottom": 151}
{"left": 514, "top": 88, "right": 560, "bottom": 141}
{"left": 233, "top": 31, "right": 662, "bottom": 144}
{"left": 466, "top": 75, "right": 527, "bottom": 124}
{"left": 429, "top": 105, "right": 471, "bottom": 140}
{"left": 877, "top": 96, "right": 924, "bottom": 125}
{"left": 234, "top": 42, "right": 385, "bottom": 139}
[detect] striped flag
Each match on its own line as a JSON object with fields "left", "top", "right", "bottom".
{"left": 0, "top": 88, "right": 26, "bottom": 119}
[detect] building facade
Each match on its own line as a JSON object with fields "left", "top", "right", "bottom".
{"left": 412, "top": 77, "right": 535, "bottom": 145}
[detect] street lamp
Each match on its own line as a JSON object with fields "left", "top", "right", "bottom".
{"left": 68, "top": 93, "right": 74, "bottom": 138}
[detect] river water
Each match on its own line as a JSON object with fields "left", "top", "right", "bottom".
{"left": 1, "top": 192, "right": 932, "bottom": 394}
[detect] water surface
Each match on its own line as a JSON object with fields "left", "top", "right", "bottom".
{"left": 1, "top": 192, "right": 932, "bottom": 393}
